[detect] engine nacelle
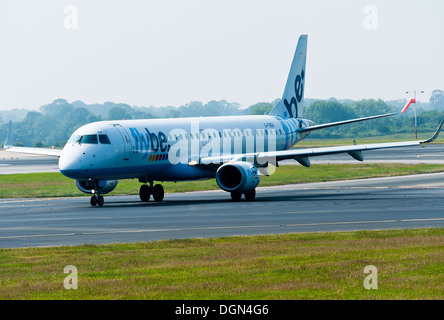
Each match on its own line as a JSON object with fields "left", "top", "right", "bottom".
{"left": 75, "top": 180, "right": 118, "bottom": 195}
{"left": 216, "top": 161, "right": 260, "bottom": 193}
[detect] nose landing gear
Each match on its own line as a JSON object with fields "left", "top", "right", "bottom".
{"left": 88, "top": 180, "right": 105, "bottom": 207}
{"left": 90, "top": 194, "right": 104, "bottom": 207}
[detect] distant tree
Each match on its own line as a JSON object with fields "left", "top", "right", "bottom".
{"left": 249, "top": 102, "right": 273, "bottom": 115}
{"left": 304, "top": 100, "right": 355, "bottom": 124}
{"left": 32, "top": 140, "right": 47, "bottom": 148}
{"left": 4, "top": 96, "right": 444, "bottom": 145}
{"left": 417, "top": 110, "right": 444, "bottom": 131}
{"left": 131, "top": 109, "right": 152, "bottom": 119}
{"left": 40, "top": 99, "right": 74, "bottom": 119}
{"left": 166, "top": 109, "right": 180, "bottom": 118}
{"left": 350, "top": 99, "right": 393, "bottom": 117}
{"left": 0, "top": 108, "right": 28, "bottom": 123}
{"left": 430, "top": 90, "right": 444, "bottom": 110}
{"left": 67, "top": 107, "right": 91, "bottom": 124}
{"left": 108, "top": 106, "right": 132, "bottom": 120}
{"left": 86, "top": 113, "right": 102, "bottom": 123}
{"left": 176, "top": 100, "right": 242, "bottom": 118}
{"left": 349, "top": 99, "right": 395, "bottom": 136}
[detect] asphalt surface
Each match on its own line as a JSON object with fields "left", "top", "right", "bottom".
{"left": 1, "top": 173, "right": 444, "bottom": 248}
{"left": 0, "top": 151, "right": 59, "bottom": 174}
{"left": 1, "top": 144, "right": 444, "bottom": 175}
{"left": 1, "top": 145, "right": 444, "bottom": 248}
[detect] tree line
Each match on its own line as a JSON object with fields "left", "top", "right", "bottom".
{"left": 1, "top": 92, "right": 444, "bottom": 148}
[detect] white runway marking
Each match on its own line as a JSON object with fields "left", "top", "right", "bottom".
{"left": 2, "top": 217, "right": 443, "bottom": 240}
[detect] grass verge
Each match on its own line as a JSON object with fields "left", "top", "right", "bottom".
{"left": 1, "top": 163, "right": 444, "bottom": 198}
{"left": 0, "top": 228, "right": 442, "bottom": 299}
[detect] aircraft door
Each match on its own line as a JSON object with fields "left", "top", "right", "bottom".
{"left": 113, "top": 124, "right": 133, "bottom": 160}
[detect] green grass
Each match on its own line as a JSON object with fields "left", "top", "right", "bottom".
{"left": 1, "top": 163, "right": 444, "bottom": 198}
{"left": 1, "top": 165, "right": 443, "bottom": 300}
{"left": 0, "top": 228, "right": 442, "bottom": 299}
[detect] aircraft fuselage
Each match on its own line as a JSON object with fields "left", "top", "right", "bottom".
{"left": 59, "top": 115, "right": 312, "bottom": 182}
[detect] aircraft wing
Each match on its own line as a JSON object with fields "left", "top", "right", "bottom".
{"left": 3, "top": 120, "right": 62, "bottom": 157}
{"left": 199, "top": 116, "right": 444, "bottom": 167}
{"left": 4, "top": 146, "right": 62, "bottom": 157}
{"left": 299, "top": 112, "right": 396, "bottom": 132}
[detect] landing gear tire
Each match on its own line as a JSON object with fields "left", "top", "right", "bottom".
{"left": 152, "top": 184, "right": 164, "bottom": 202}
{"left": 97, "top": 195, "right": 104, "bottom": 207}
{"left": 90, "top": 195, "right": 97, "bottom": 207}
{"left": 91, "top": 195, "right": 104, "bottom": 207}
{"left": 230, "top": 191, "right": 242, "bottom": 202}
{"left": 244, "top": 189, "right": 256, "bottom": 201}
{"left": 139, "top": 184, "right": 151, "bottom": 202}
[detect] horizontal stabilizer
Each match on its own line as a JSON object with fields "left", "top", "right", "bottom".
{"left": 3, "top": 120, "right": 62, "bottom": 157}
{"left": 4, "top": 146, "right": 62, "bottom": 157}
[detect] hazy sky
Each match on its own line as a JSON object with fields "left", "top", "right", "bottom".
{"left": 0, "top": 0, "right": 443, "bottom": 110}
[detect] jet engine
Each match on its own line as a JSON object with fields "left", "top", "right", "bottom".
{"left": 75, "top": 180, "right": 118, "bottom": 195}
{"left": 216, "top": 161, "right": 260, "bottom": 193}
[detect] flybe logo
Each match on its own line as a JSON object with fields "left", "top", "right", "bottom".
{"left": 129, "top": 127, "right": 170, "bottom": 160}
{"left": 283, "top": 69, "right": 304, "bottom": 118}
{"left": 127, "top": 121, "right": 280, "bottom": 165}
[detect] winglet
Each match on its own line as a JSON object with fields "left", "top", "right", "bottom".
{"left": 421, "top": 117, "right": 444, "bottom": 144}
{"left": 4, "top": 120, "right": 13, "bottom": 149}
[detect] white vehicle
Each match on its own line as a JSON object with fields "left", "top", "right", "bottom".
{"left": 5, "top": 35, "right": 444, "bottom": 206}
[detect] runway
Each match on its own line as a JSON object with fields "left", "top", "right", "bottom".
{"left": 1, "top": 173, "right": 444, "bottom": 248}
{"left": 1, "top": 144, "right": 444, "bottom": 175}
{"left": 0, "top": 150, "right": 59, "bottom": 174}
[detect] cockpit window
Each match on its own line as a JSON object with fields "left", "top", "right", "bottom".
{"left": 67, "top": 135, "right": 81, "bottom": 144}
{"left": 79, "top": 135, "right": 98, "bottom": 144}
{"left": 99, "top": 134, "right": 111, "bottom": 144}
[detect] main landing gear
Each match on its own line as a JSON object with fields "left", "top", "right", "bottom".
{"left": 139, "top": 182, "right": 164, "bottom": 202}
{"left": 230, "top": 188, "right": 256, "bottom": 201}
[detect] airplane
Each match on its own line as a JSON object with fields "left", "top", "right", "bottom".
{"left": 4, "top": 35, "right": 444, "bottom": 206}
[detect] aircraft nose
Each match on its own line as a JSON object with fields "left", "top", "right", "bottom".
{"left": 59, "top": 151, "right": 82, "bottom": 179}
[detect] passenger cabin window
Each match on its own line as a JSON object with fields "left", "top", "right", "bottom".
{"left": 99, "top": 134, "right": 111, "bottom": 144}
{"left": 79, "top": 135, "right": 98, "bottom": 144}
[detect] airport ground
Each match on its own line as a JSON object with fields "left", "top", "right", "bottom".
{"left": 1, "top": 228, "right": 442, "bottom": 300}
{"left": 0, "top": 145, "right": 443, "bottom": 300}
